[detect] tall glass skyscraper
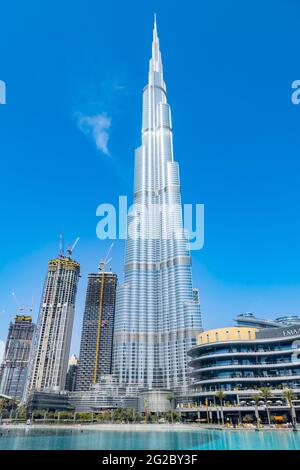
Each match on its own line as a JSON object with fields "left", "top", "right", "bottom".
{"left": 113, "top": 18, "right": 202, "bottom": 392}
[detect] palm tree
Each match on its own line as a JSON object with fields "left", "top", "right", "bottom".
{"left": 166, "top": 394, "right": 174, "bottom": 425}
{"left": 259, "top": 387, "right": 272, "bottom": 426}
{"left": 8, "top": 398, "right": 18, "bottom": 415}
{"left": 144, "top": 400, "right": 150, "bottom": 423}
{"left": 252, "top": 394, "right": 261, "bottom": 430}
{"left": 215, "top": 390, "right": 226, "bottom": 426}
{"left": 17, "top": 405, "right": 27, "bottom": 421}
{"left": 0, "top": 398, "right": 5, "bottom": 424}
{"left": 283, "top": 388, "right": 297, "bottom": 430}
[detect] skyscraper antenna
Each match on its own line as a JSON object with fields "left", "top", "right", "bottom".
{"left": 59, "top": 230, "right": 63, "bottom": 257}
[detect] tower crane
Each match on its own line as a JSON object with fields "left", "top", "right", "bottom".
{"left": 12, "top": 293, "right": 34, "bottom": 317}
{"left": 65, "top": 237, "right": 80, "bottom": 259}
{"left": 12, "top": 292, "right": 25, "bottom": 313}
{"left": 93, "top": 243, "right": 114, "bottom": 384}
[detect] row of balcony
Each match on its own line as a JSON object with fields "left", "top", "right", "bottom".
{"left": 198, "top": 371, "right": 300, "bottom": 380}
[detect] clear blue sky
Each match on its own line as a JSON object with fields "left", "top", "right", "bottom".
{"left": 0, "top": 0, "right": 300, "bottom": 356}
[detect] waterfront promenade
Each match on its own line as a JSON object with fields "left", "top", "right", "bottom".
{"left": 0, "top": 422, "right": 298, "bottom": 432}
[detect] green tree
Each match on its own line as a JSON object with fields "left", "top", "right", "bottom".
{"left": 134, "top": 412, "right": 143, "bottom": 423}
{"left": 47, "top": 411, "right": 55, "bottom": 421}
{"left": 32, "top": 409, "right": 47, "bottom": 421}
{"left": 252, "top": 394, "right": 261, "bottom": 429}
{"left": 102, "top": 411, "right": 111, "bottom": 422}
{"left": 144, "top": 400, "right": 150, "bottom": 423}
{"left": 165, "top": 410, "right": 181, "bottom": 423}
{"left": 259, "top": 387, "right": 272, "bottom": 426}
{"left": 215, "top": 391, "right": 226, "bottom": 426}
{"left": 112, "top": 408, "right": 134, "bottom": 423}
{"left": 94, "top": 412, "right": 104, "bottom": 422}
{"left": 8, "top": 398, "right": 19, "bottom": 416}
{"left": 149, "top": 413, "right": 158, "bottom": 423}
{"left": 283, "top": 388, "right": 297, "bottom": 430}
{"left": 76, "top": 412, "right": 92, "bottom": 422}
{"left": 0, "top": 398, "right": 6, "bottom": 422}
{"left": 17, "top": 405, "right": 27, "bottom": 420}
{"left": 58, "top": 411, "right": 72, "bottom": 420}
{"left": 166, "top": 394, "right": 175, "bottom": 424}
{"left": 243, "top": 414, "right": 254, "bottom": 424}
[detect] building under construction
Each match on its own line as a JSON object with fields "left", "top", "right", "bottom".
{"left": 0, "top": 315, "right": 35, "bottom": 401}
{"left": 76, "top": 265, "right": 117, "bottom": 391}
{"left": 25, "top": 240, "right": 80, "bottom": 397}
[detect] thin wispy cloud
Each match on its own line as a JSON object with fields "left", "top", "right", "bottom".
{"left": 77, "top": 112, "right": 111, "bottom": 156}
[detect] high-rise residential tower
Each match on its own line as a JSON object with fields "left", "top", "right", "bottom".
{"left": 0, "top": 315, "right": 35, "bottom": 401}
{"left": 65, "top": 354, "right": 78, "bottom": 392}
{"left": 25, "top": 252, "right": 80, "bottom": 396}
{"left": 113, "top": 18, "right": 202, "bottom": 392}
{"left": 76, "top": 266, "right": 117, "bottom": 391}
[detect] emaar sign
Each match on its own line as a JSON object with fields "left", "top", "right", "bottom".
{"left": 0, "top": 80, "right": 6, "bottom": 104}
{"left": 282, "top": 327, "right": 300, "bottom": 337}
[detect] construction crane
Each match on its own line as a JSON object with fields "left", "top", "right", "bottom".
{"left": 12, "top": 293, "right": 34, "bottom": 317}
{"left": 93, "top": 243, "right": 114, "bottom": 384}
{"left": 65, "top": 237, "right": 80, "bottom": 259}
{"left": 29, "top": 296, "right": 34, "bottom": 312}
{"left": 12, "top": 292, "right": 25, "bottom": 313}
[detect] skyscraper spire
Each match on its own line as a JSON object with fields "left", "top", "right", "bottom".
{"left": 150, "top": 13, "right": 163, "bottom": 75}
{"left": 153, "top": 13, "right": 157, "bottom": 39}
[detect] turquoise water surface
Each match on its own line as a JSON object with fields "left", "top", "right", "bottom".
{"left": 0, "top": 428, "right": 300, "bottom": 450}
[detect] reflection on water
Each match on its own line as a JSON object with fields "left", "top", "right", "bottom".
{"left": 0, "top": 428, "right": 299, "bottom": 450}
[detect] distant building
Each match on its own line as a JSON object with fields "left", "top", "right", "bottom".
{"left": 235, "top": 312, "right": 300, "bottom": 329}
{"left": 69, "top": 375, "right": 138, "bottom": 412}
{"left": 0, "top": 315, "right": 35, "bottom": 401}
{"left": 76, "top": 268, "right": 117, "bottom": 391}
{"left": 25, "top": 252, "right": 80, "bottom": 398}
{"left": 26, "top": 391, "right": 74, "bottom": 415}
{"left": 65, "top": 354, "right": 78, "bottom": 392}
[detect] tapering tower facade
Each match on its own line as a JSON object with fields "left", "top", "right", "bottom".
{"left": 113, "top": 18, "right": 202, "bottom": 392}
{"left": 25, "top": 255, "right": 80, "bottom": 396}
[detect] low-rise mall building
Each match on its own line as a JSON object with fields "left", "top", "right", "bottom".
{"left": 180, "top": 314, "right": 300, "bottom": 424}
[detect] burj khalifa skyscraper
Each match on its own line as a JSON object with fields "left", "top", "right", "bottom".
{"left": 113, "top": 17, "right": 202, "bottom": 393}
